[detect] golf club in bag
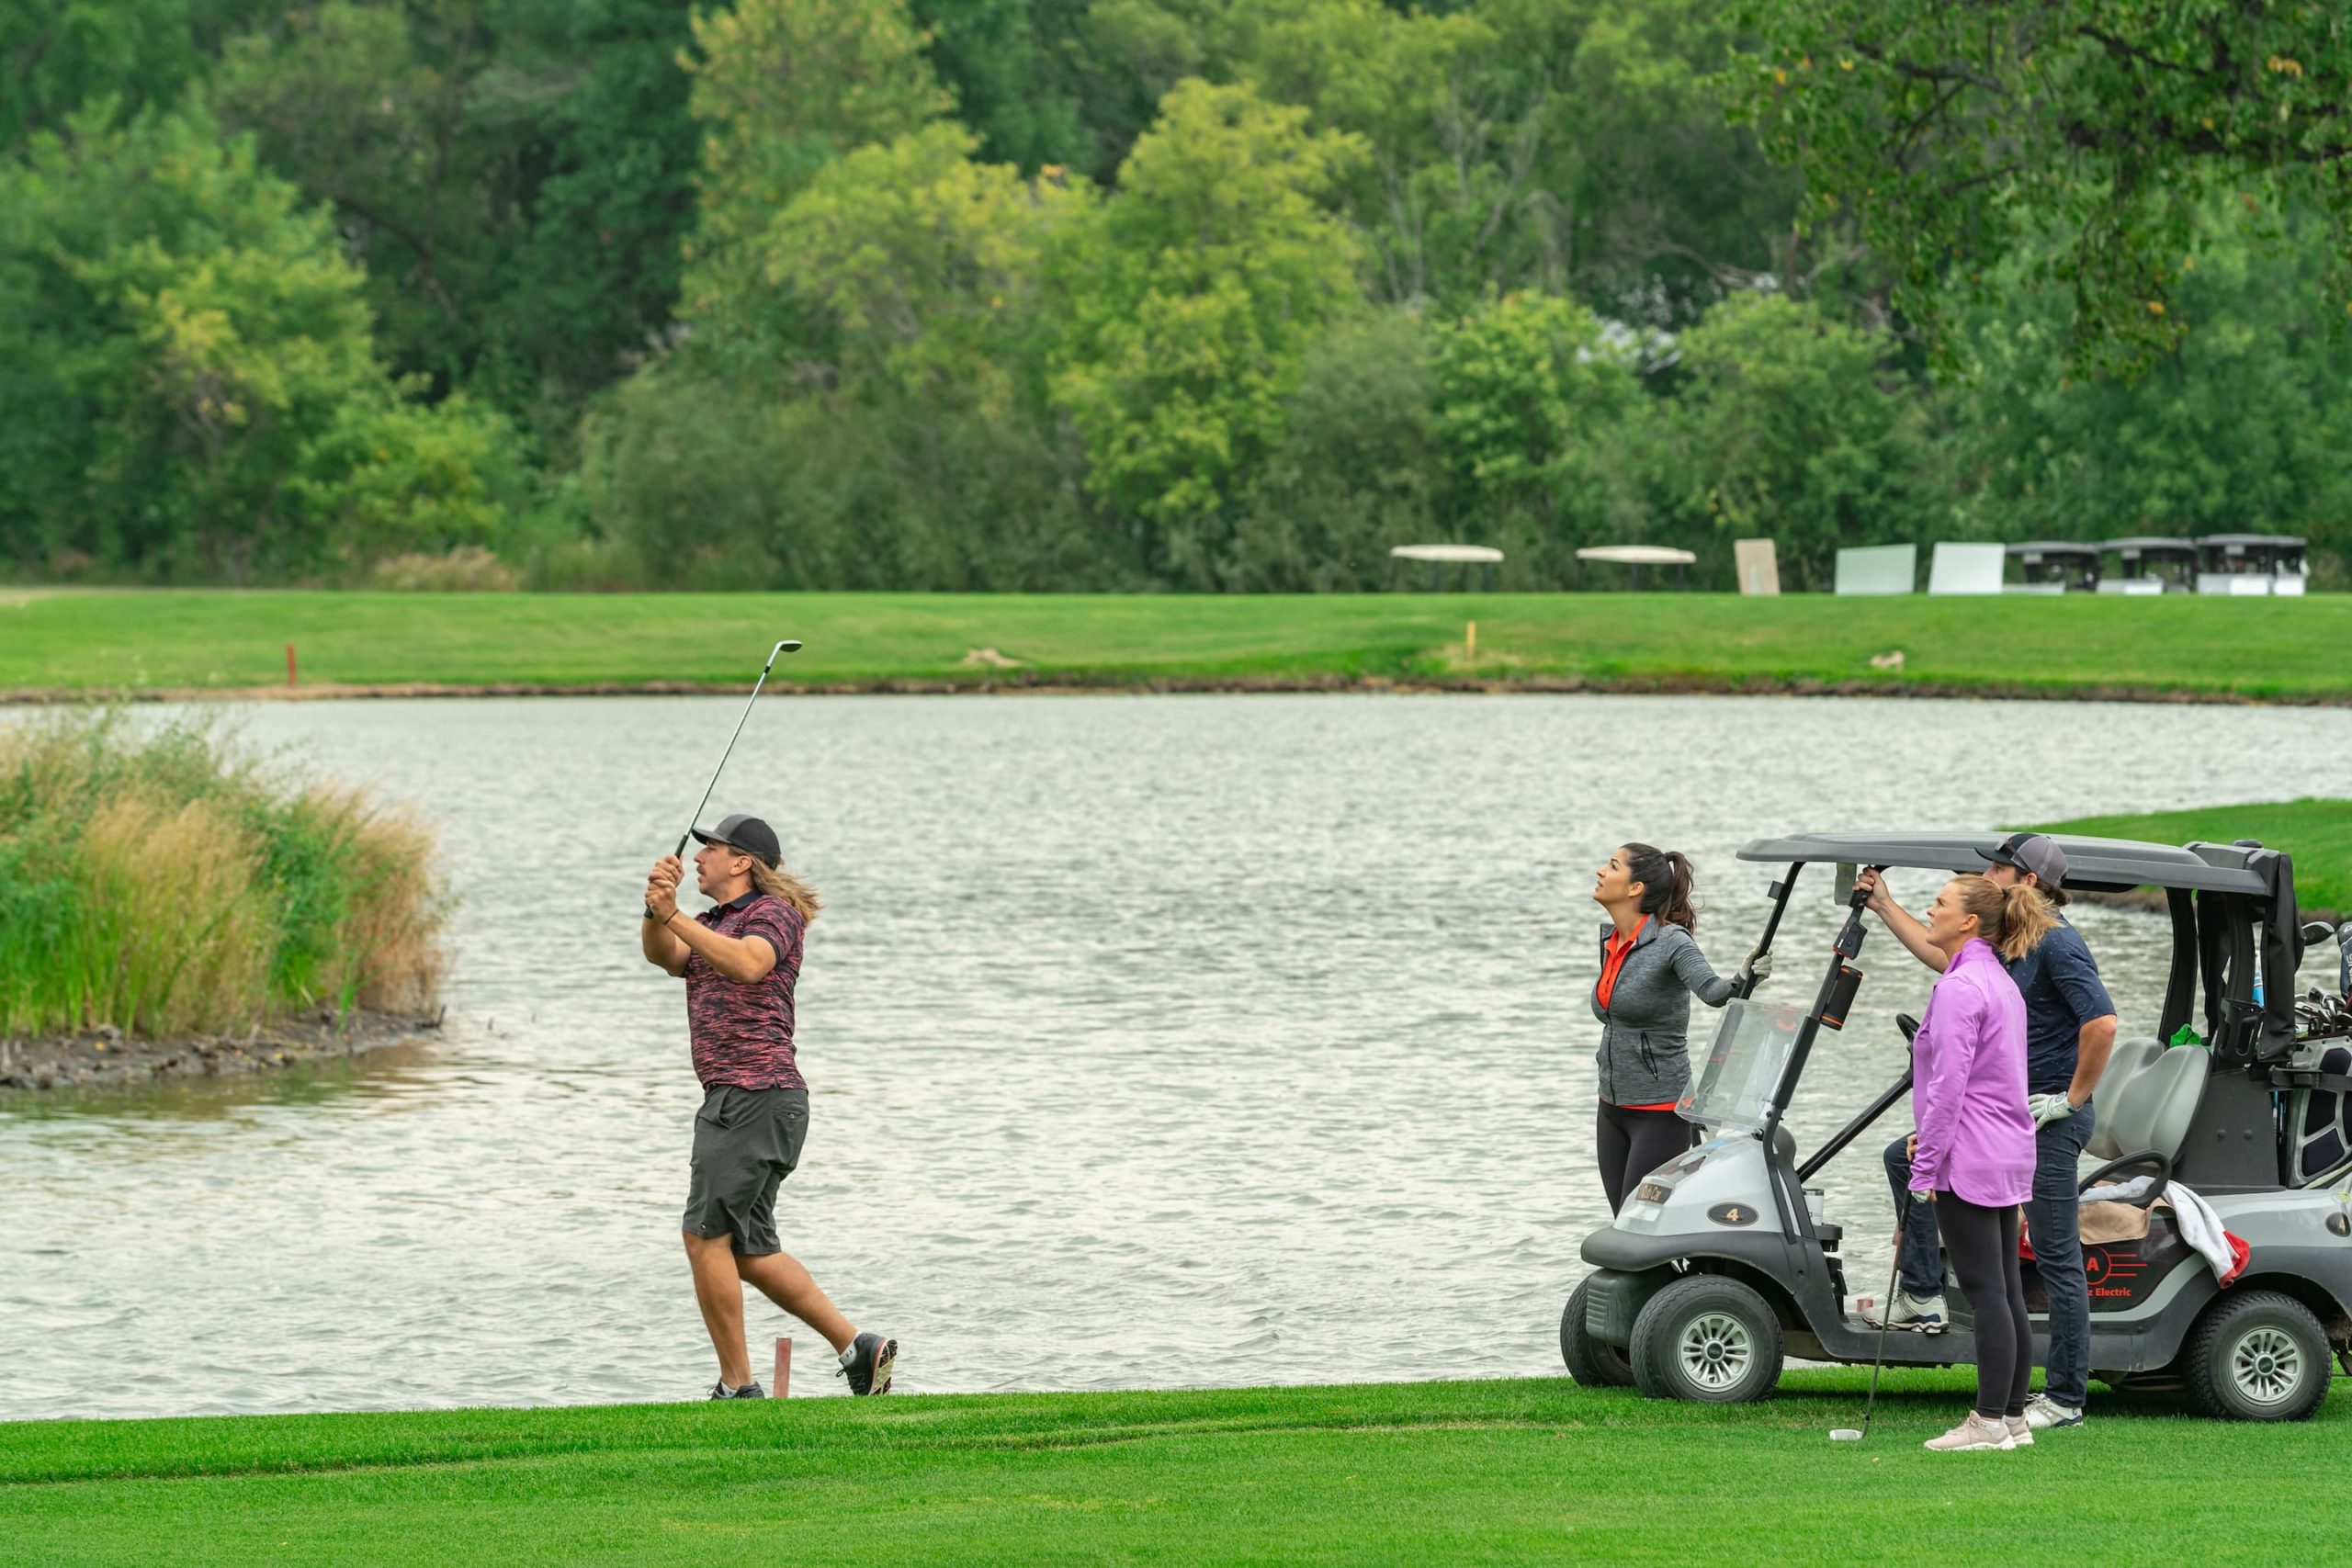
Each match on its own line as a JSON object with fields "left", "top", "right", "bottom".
{"left": 643, "top": 638, "right": 800, "bottom": 919}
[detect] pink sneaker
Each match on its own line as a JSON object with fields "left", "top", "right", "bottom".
{"left": 1923, "top": 1413, "right": 2015, "bottom": 1451}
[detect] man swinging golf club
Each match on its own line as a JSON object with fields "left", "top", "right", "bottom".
{"left": 642, "top": 813, "right": 897, "bottom": 1399}
{"left": 1860, "top": 832, "right": 2116, "bottom": 1433}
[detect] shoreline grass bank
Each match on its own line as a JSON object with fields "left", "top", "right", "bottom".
{"left": 2032, "top": 799, "right": 2352, "bottom": 917}
{"left": 0, "top": 714, "right": 443, "bottom": 1047}
{"left": 1, "top": 1373, "right": 2341, "bottom": 1564}
{"left": 13, "top": 589, "right": 2352, "bottom": 705}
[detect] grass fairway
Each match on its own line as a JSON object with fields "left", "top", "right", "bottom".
{"left": 2033, "top": 799, "right": 2352, "bottom": 913}
{"left": 9, "top": 588, "right": 2352, "bottom": 701}
{"left": 2, "top": 1373, "right": 2345, "bottom": 1565}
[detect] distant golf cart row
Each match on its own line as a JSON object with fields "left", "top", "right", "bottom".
{"left": 1387, "top": 536, "right": 2312, "bottom": 594}
{"left": 1838, "top": 536, "right": 2311, "bottom": 598}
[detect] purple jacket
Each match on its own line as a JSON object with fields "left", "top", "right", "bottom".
{"left": 1909, "top": 938, "right": 2036, "bottom": 1207}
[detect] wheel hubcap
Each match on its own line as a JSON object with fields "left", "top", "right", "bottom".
{"left": 2231, "top": 1326, "right": 2302, "bottom": 1406}
{"left": 1678, "top": 1312, "right": 1753, "bottom": 1390}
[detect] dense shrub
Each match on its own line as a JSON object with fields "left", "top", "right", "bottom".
{"left": 0, "top": 714, "right": 444, "bottom": 1039}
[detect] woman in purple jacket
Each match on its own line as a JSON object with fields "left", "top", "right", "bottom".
{"left": 1909, "top": 873, "right": 2052, "bottom": 1452}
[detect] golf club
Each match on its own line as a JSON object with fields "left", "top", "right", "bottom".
{"left": 643, "top": 638, "right": 801, "bottom": 918}
{"left": 1831, "top": 1188, "right": 1913, "bottom": 1442}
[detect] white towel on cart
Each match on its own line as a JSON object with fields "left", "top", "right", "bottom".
{"left": 2076, "top": 1175, "right": 2248, "bottom": 1286}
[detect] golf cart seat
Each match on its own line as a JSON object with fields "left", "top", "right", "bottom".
{"left": 2085, "top": 1040, "right": 2208, "bottom": 1168}
{"left": 2085, "top": 1038, "right": 2162, "bottom": 1162}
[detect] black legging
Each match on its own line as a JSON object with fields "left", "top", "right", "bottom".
{"left": 1597, "top": 1100, "right": 1698, "bottom": 1214}
{"left": 1936, "top": 1190, "right": 2032, "bottom": 1420}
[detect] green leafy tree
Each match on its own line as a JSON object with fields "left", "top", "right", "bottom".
{"left": 680, "top": 0, "right": 953, "bottom": 367}
{"left": 1646, "top": 290, "right": 1928, "bottom": 590}
{"left": 910, "top": 0, "right": 1087, "bottom": 170}
{"left": 2, "top": 0, "right": 203, "bottom": 153}
{"left": 0, "top": 105, "right": 510, "bottom": 579}
{"left": 764, "top": 122, "right": 1101, "bottom": 584}
{"left": 1430, "top": 292, "right": 1644, "bottom": 581}
{"left": 1938, "top": 212, "right": 2352, "bottom": 575}
{"left": 1048, "top": 78, "right": 1364, "bottom": 585}
{"left": 1729, "top": 0, "right": 2352, "bottom": 375}
{"left": 211, "top": 0, "right": 711, "bottom": 419}
{"left": 1232, "top": 310, "right": 1449, "bottom": 590}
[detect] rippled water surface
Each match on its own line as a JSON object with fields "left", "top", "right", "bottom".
{"left": 6, "top": 693, "right": 2351, "bottom": 1420}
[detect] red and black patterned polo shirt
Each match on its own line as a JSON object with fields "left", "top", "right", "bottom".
{"left": 684, "top": 891, "right": 808, "bottom": 1091}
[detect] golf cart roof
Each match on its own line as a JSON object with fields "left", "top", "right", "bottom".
{"left": 1735, "top": 832, "right": 2275, "bottom": 897}
{"left": 2005, "top": 540, "right": 2099, "bottom": 559}
{"left": 2101, "top": 536, "right": 2199, "bottom": 553}
{"left": 2199, "top": 533, "right": 2306, "bottom": 548}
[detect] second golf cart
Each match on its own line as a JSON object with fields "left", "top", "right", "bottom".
{"left": 1562, "top": 831, "right": 2352, "bottom": 1421}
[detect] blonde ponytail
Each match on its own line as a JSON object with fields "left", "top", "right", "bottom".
{"left": 1996, "top": 880, "right": 2056, "bottom": 962}
{"left": 750, "top": 859, "right": 821, "bottom": 923}
{"left": 1950, "top": 873, "right": 2054, "bottom": 961}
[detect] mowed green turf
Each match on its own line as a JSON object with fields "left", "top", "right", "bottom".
{"left": 2033, "top": 799, "right": 2352, "bottom": 913}
{"left": 8, "top": 589, "right": 2352, "bottom": 699}
{"left": 1, "top": 1373, "right": 2344, "bottom": 1565}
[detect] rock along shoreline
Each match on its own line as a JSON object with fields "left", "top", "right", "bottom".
{"left": 0, "top": 1009, "right": 441, "bottom": 1094}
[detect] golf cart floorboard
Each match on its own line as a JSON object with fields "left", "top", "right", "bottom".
{"left": 1792, "top": 1317, "right": 1975, "bottom": 1370}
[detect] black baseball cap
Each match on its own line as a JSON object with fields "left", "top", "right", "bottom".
{"left": 1980, "top": 831, "right": 2066, "bottom": 889}
{"left": 690, "top": 813, "right": 780, "bottom": 868}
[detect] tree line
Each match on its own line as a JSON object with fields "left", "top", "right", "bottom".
{"left": 6, "top": 0, "right": 2348, "bottom": 591}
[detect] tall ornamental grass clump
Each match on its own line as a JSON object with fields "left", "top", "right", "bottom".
{"left": 0, "top": 714, "right": 443, "bottom": 1039}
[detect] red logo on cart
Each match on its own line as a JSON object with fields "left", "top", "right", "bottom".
{"left": 2083, "top": 1247, "right": 2145, "bottom": 1296}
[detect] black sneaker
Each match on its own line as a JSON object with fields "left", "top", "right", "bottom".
{"left": 708, "top": 1380, "right": 766, "bottom": 1400}
{"left": 838, "top": 1332, "right": 897, "bottom": 1396}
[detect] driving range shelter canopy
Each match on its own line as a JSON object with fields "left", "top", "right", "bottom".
{"left": 1389, "top": 543, "right": 1502, "bottom": 590}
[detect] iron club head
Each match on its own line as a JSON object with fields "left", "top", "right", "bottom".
{"left": 1828, "top": 1428, "right": 1864, "bottom": 1441}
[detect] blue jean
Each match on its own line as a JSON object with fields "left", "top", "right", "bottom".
{"left": 1883, "top": 1103, "right": 2098, "bottom": 1407}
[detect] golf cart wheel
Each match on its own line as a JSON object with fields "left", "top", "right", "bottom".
{"left": 1627, "top": 1275, "right": 1783, "bottom": 1404}
{"left": 1561, "top": 1277, "right": 1634, "bottom": 1388}
{"left": 2180, "top": 1291, "right": 2331, "bottom": 1422}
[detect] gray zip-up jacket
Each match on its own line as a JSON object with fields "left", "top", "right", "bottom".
{"left": 1590, "top": 919, "right": 1737, "bottom": 1107}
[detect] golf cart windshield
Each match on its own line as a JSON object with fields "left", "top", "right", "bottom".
{"left": 1678, "top": 998, "right": 1810, "bottom": 1134}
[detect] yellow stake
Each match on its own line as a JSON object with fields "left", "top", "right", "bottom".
{"left": 1466, "top": 619, "right": 1477, "bottom": 664}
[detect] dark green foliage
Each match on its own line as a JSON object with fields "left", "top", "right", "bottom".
{"left": 1232, "top": 313, "right": 1449, "bottom": 591}
{"left": 6, "top": 0, "right": 2349, "bottom": 590}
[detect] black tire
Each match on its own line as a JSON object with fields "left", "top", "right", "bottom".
{"left": 2179, "top": 1290, "right": 2332, "bottom": 1422}
{"left": 1561, "top": 1277, "right": 1635, "bottom": 1388}
{"left": 1628, "top": 1274, "right": 1783, "bottom": 1404}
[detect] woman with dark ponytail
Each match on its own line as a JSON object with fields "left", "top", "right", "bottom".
{"left": 1588, "top": 843, "right": 1768, "bottom": 1213}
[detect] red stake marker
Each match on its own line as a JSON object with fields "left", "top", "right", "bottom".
{"left": 773, "top": 1337, "right": 791, "bottom": 1398}
{"left": 286, "top": 642, "right": 297, "bottom": 688}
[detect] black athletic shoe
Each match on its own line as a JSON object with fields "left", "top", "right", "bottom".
{"left": 839, "top": 1332, "right": 897, "bottom": 1396}
{"left": 708, "top": 1380, "right": 766, "bottom": 1400}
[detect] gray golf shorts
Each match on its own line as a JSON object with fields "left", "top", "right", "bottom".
{"left": 683, "top": 1086, "right": 808, "bottom": 1257}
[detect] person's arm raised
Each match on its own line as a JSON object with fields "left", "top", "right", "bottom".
{"left": 662, "top": 911, "right": 779, "bottom": 985}
{"left": 641, "top": 858, "right": 689, "bottom": 976}
{"left": 1860, "top": 869, "right": 1948, "bottom": 974}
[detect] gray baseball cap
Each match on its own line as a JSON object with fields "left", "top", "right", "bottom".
{"left": 690, "top": 813, "right": 780, "bottom": 868}
{"left": 1981, "top": 830, "right": 2066, "bottom": 888}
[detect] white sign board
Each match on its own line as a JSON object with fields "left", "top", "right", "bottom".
{"left": 1928, "top": 542, "right": 2006, "bottom": 595}
{"left": 1834, "top": 544, "right": 1916, "bottom": 596}
{"left": 1734, "top": 538, "right": 1780, "bottom": 596}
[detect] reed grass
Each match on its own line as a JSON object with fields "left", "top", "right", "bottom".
{"left": 0, "top": 712, "right": 443, "bottom": 1039}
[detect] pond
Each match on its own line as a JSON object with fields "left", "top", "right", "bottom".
{"left": 6, "top": 692, "right": 2349, "bottom": 1420}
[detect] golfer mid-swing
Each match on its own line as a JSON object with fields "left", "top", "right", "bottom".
{"left": 641, "top": 813, "right": 896, "bottom": 1398}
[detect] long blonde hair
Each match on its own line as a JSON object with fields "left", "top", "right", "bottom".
{"left": 750, "top": 857, "right": 821, "bottom": 923}
{"left": 1950, "top": 874, "right": 2054, "bottom": 961}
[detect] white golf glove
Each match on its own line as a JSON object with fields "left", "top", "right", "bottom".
{"left": 1739, "top": 950, "right": 1773, "bottom": 985}
{"left": 2027, "top": 1092, "right": 2075, "bottom": 1128}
